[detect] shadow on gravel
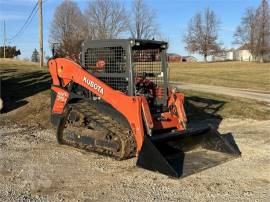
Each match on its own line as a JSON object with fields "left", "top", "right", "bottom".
{"left": 185, "top": 96, "right": 225, "bottom": 129}
{"left": 138, "top": 96, "right": 241, "bottom": 178}
{"left": 1, "top": 69, "right": 51, "bottom": 112}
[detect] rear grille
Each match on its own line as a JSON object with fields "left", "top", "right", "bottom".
{"left": 132, "top": 49, "right": 164, "bottom": 96}
{"left": 85, "top": 47, "right": 126, "bottom": 73}
{"left": 84, "top": 46, "right": 128, "bottom": 93}
{"left": 98, "top": 77, "right": 128, "bottom": 93}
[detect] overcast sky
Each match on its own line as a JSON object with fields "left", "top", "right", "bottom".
{"left": 0, "top": 0, "right": 263, "bottom": 60}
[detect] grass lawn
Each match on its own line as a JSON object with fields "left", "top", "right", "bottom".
{"left": 0, "top": 59, "right": 51, "bottom": 113}
{"left": 1, "top": 59, "right": 269, "bottom": 121}
{"left": 169, "top": 61, "right": 270, "bottom": 92}
{"left": 183, "top": 89, "right": 270, "bottom": 121}
{"left": 0, "top": 58, "right": 47, "bottom": 72}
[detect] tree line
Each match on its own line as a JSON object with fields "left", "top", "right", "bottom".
{"left": 49, "top": 0, "right": 270, "bottom": 63}
{"left": 184, "top": 0, "right": 270, "bottom": 62}
{"left": 0, "top": 46, "right": 21, "bottom": 58}
{"left": 49, "top": 0, "right": 159, "bottom": 60}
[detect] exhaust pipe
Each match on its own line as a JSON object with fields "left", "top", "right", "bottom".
{"left": 137, "top": 126, "right": 241, "bottom": 178}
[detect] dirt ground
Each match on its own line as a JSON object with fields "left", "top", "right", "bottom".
{"left": 0, "top": 92, "right": 269, "bottom": 201}
{"left": 0, "top": 60, "right": 269, "bottom": 201}
{"left": 1, "top": 115, "right": 270, "bottom": 201}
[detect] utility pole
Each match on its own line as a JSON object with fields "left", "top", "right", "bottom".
{"left": 3, "top": 20, "right": 6, "bottom": 58}
{"left": 38, "top": 0, "right": 43, "bottom": 66}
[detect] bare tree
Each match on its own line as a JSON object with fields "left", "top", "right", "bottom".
{"left": 84, "top": 0, "right": 128, "bottom": 39}
{"left": 184, "top": 8, "right": 221, "bottom": 62}
{"left": 129, "top": 0, "right": 159, "bottom": 39}
{"left": 50, "top": 0, "right": 87, "bottom": 60}
{"left": 234, "top": 9, "right": 257, "bottom": 57}
{"left": 234, "top": 0, "right": 270, "bottom": 62}
{"left": 255, "top": 0, "right": 270, "bottom": 62}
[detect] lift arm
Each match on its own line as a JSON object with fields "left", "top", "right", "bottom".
{"left": 48, "top": 58, "right": 145, "bottom": 152}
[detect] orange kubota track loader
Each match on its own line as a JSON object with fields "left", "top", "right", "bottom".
{"left": 48, "top": 39, "right": 240, "bottom": 178}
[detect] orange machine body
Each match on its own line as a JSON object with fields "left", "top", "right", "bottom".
{"left": 48, "top": 58, "right": 186, "bottom": 152}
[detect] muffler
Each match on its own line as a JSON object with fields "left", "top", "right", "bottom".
{"left": 136, "top": 126, "right": 241, "bottom": 178}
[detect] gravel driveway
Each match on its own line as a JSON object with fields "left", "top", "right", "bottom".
{"left": 0, "top": 118, "right": 269, "bottom": 201}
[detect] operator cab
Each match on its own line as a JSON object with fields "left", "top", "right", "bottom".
{"left": 81, "top": 39, "right": 169, "bottom": 113}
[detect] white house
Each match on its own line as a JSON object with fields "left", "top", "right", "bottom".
{"left": 233, "top": 45, "right": 253, "bottom": 61}
{"left": 212, "top": 45, "right": 270, "bottom": 62}
{"left": 226, "top": 50, "right": 234, "bottom": 60}
{"left": 234, "top": 50, "right": 253, "bottom": 61}
{"left": 212, "top": 49, "right": 234, "bottom": 61}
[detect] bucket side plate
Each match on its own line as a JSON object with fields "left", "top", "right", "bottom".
{"left": 137, "top": 127, "right": 241, "bottom": 178}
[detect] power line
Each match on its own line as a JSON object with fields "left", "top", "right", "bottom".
{"left": 20, "top": 7, "right": 39, "bottom": 37}
{"left": 7, "top": 2, "right": 38, "bottom": 42}
{"left": 3, "top": 20, "right": 6, "bottom": 58}
{"left": 38, "top": 0, "right": 44, "bottom": 66}
{"left": 7, "top": 0, "right": 48, "bottom": 43}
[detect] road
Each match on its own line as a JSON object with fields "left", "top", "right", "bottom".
{"left": 171, "top": 82, "right": 270, "bottom": 103}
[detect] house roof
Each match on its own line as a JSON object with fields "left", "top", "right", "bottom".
{"left": 167, "top": 53, "right": 181, "bottom": 57}
{"left": 182, "top": 56, "right": 197, "bottom": 60}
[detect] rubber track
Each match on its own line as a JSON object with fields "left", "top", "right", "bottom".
{"left": 59, "top": 102, "right": 137, "bottom": 160}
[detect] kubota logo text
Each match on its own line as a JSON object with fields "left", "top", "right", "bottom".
{"left": 83, "top": 76, "right": 104, "bottom": 95}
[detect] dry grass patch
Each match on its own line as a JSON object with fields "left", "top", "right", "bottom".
{"left": 183, "top": 89, "right": 270, "bottom": 121}
{"left": 169, "top": 61, "right": 270, "bottom": 91}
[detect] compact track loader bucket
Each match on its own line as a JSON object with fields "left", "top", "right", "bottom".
{"left": 137, "top": 126, "right": 241, "bottom": 178}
